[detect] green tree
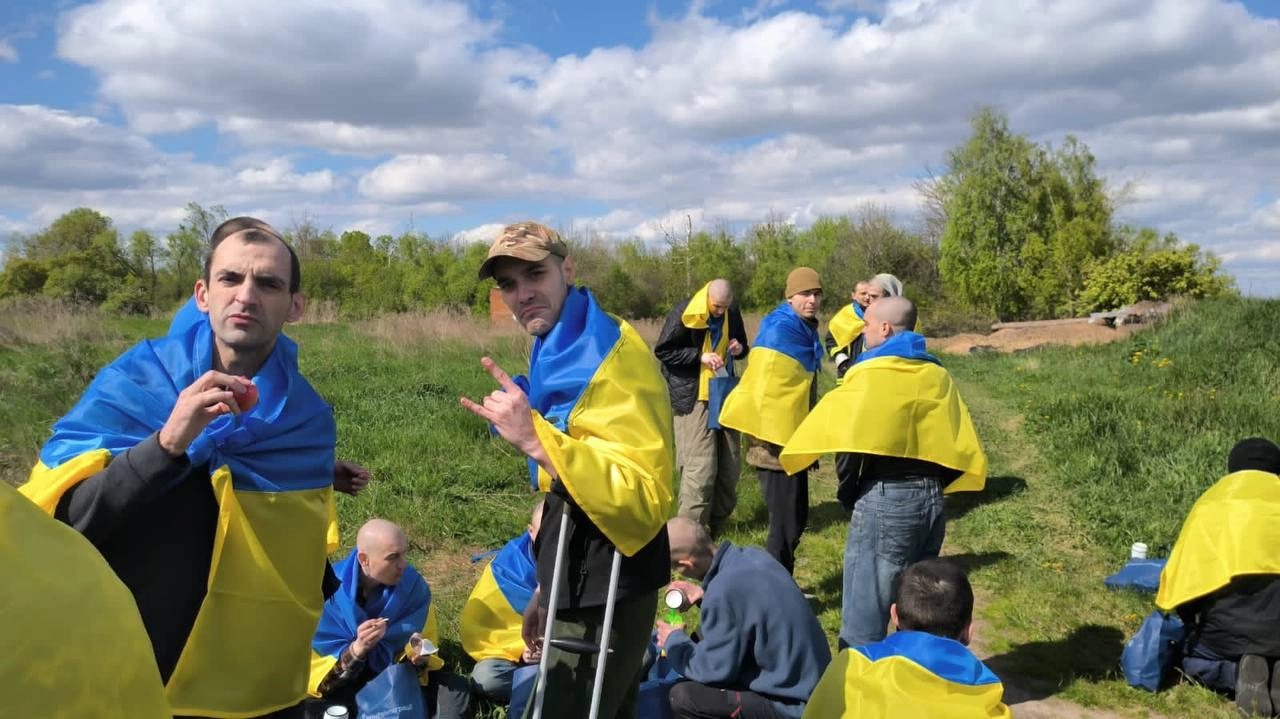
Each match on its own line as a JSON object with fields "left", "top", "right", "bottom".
{"left": 1079, "top": 230, "right": 1234, "bottom": 311}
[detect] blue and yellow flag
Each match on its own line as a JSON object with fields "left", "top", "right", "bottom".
{"left": 2, "top": 481, "right": 171, "bottom": 718}
{"left": 681, "top": 282, "right": 731, "bottom": 402}
{"left": 804, "top": 631, "right": 1011, "bottom": 719}
{"left": 22, "top": 298, "right": 338, "bottom": 718}
{"left": 826, "top": 302, "right": 865, "bottom": 357}
{"left": 779, "top": 332, "right": 986, "bottom": 491}
{"left": 461, "top": 532, "right": 538, "bottom": 663}
{"left": 524, "top": 286, "right": 675, "bottom": 557}
{"left": 718, "top": 302, "right": 822, "bottom": 447}
{"left": 1156, "top": 469, "right": 1280, "bottom": 611}
{"left": 309, "top": 549, "right": 442, "bottom": 694}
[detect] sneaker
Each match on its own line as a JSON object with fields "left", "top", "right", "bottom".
{"left": 1236, "top": 654, "right": 1272, "bottom": 717}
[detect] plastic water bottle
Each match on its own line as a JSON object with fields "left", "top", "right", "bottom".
{"left": 1130, "top": 542, "right": 1148, "bottom": 560}
{"left": 324, "top": 706, "right": 349, "bottom": 718}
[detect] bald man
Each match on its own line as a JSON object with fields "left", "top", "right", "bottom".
{"left": 655, "top": 518, "right": 830, "bottom": 719}
{"left": 308, "top": 518, "right": 471, "bottom": 718}
{"left": 655, "top": 278, "right": 749, "bottom": 536}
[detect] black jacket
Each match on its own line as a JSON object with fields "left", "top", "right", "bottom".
{"left": 653, "top": 298, "right": 749, "bottom": 416}
{"left": 1178, "top": 574, "right": 1280, "bottom": 659}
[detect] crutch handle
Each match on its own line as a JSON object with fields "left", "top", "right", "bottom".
{"left": 548, "top": 637, "right": 603, "bottom": 655}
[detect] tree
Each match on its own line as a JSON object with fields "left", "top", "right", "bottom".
{"left": 1078, "top": 229, "right": 1234, "bottom": 311}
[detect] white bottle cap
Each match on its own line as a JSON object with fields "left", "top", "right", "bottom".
{"left": 1130, "top": 542, "right": 1148, "bottom": 559}
{"left": 325, "top": 706, "right": 350, "bottom": 718}
{"left": 664, "top": 588, "right": 685, "bottom": 609}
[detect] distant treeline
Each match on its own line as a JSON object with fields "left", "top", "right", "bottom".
{"left": 0, "top": 109, "right": 1233, "bottom": 327}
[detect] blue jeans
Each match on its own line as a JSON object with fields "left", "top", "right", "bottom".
{"left": 471, "top": 658, "right": 519, "bottom": 703}
{"left": 840, "top": 477, "right": 946, "bottom": 649}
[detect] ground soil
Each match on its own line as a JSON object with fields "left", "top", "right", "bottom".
{"left": 930, "top": 320, "right": 1144, "bottom": 355}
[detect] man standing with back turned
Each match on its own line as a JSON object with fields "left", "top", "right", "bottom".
{"left": 21, "top": 217, "right": 356, "bottom": 718}
{"left": 654, "top": 278, "right": 749, "bottom": 537}
{"left": 460, "top": 221, "right": 674, "bottom": 718}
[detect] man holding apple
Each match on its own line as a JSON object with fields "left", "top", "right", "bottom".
{"left": 21, "top": 216, "right": 366, "bottom": 719}
{"left": 460, "top": 221, "right": 674, "bottom": 718}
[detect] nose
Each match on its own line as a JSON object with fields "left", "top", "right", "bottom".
{"left": 233, "top": 277, "right": 259, "bottom": 306}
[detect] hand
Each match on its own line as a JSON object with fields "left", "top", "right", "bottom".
{"left": 334, "top": 460, "right": 371, "bottom": 496}
{"left": 408, "top": 632, "right": 432, "bottom": 667}
{"left": 460, "top": 357, "right": 542, "bottom": 458}
{"left": 521, "top": 644, "right": 542, "bottom": 665}
{"left": 700, "top": 352, "right": 725, "bottom": 371}
{"left": 668, "top": 580, "right": 704, "bottom": 607}
{"left": 655, "top": 620, "right": 679, "bottom": 648}
{"left": 521, "top": 589, "right": 547, "bottom": 655}
{"left": 157, "top": 370, "right": 253, "bottom": 457}
{"left": 351, "top": 617, "right": 388, "bottom": 660}
{"left": 728, "top": 339, "right": 744, "bottom": 357}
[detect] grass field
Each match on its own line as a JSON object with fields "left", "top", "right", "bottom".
{"left": 2, "top": 296, "right": 1276, "bottom": 718}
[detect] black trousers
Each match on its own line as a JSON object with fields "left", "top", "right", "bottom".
{"left": 668, "top": 681, "right": 787, "bottom": 719}
{"left": 757, "top": 468, "right": 809, "bottom": 575}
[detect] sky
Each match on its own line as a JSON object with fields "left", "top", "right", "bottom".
{"left": 1, "top": 0, "right": 1278, "bottom": 295}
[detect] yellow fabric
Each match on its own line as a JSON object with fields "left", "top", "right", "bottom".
{"left": 680, "top": 282, "right": 713, "bottom": 330}
{"left": 779, "top": 356, "right": 986, "bottom": 492}
{"left": 307, "top": 603, "right": 445, "bottom": 696}
{"left": 326, "top": 491, "right": 340, "bottom": 554}
{"left": 804, "top": 648, "right": 1011, "bottom": 719}
{"left": 827, "top": 304, "right": 865, "bottom": 357}
{"left": 681, "top": 282, "right": 731, "bottom": 402}
{"left": 461, "top": 563, "right": 526, "bottom": 662}
{"left": 1, "top": 481, "right": 170, "bottom": 718}
{"left": 718, "top": 346, "right": 813, "bottom": 448}
{"left": 23, "top": 456, "right": 331, "bottom": 718}
{"left": 531, "top": 319, "right": 675, "bottom": 556}
{"left": 1156, "top": 470, "right": 1280, "bottom": 611}
{"left": 307, "top": 652, "right": 339, "bottom": 698}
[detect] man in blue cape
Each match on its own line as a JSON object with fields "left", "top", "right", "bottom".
{"left": 805, "top": 559, "right": 1010, "bottom": 718}
{"left": 21, "top": 216, "right": 364, "bottom": 718}
{"left": 309, "top": 518, "right": 470, "bottom": 718}
{"left": 460, "top": 221, "right": 674, "bottom": 718}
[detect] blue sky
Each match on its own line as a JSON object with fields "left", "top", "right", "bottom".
{"left": 2, "top": 0, "right": 1279, "bottom": 296}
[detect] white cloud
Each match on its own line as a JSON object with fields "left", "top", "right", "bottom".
{"left": 234, "top": 159, "right": 339, "bottom": 194}
{"left": 0, "top": 39, "right": 17, "bottom": 63}
{"left": 451, "top": 223, "right": 506, "bottom": 245}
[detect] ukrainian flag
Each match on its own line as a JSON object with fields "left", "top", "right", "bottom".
{"left": 1156, "top": 469, "right": 1280, "bottom": 611}
{"left": 309, "top": 549, "right": 442, "bottom": 694}
{"left": 2, "top": 481, "right": 170, "bottom": 718}
{"left": 804, "top": 631, "right": 1011, "bottom": 719}
{"left": 779, "top": 332, "right": 986, "bottom": 491}
{"left": 826, "top": 302, "right": 865, "bottom": 357}
{"left": 718, "top": 301, "right": 822, "bottom": 447}
{"left": 21, "top": 298, "right": 338, "bottom": 719}
{"left": 681, "top": 281, "right": 731, "bottom": 402}
{"left": 461, "top": 532, "right": 538, "bottom": 662}
{"left": 523, "top": 286, "right": 674, "bottom": 556}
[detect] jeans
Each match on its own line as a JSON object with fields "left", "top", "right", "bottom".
{"left": 470, "top": 658, "right": 519, "bottom": 703}
{"left": 1181, "top": 641, "right": 1238, "bottom": 694}
{"left": 840, "top": 476, "right": 945, "bottom": 649}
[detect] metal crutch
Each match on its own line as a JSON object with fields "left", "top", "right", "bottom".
{"left": 531, "top": 504, "right": 624, "bottom": 719}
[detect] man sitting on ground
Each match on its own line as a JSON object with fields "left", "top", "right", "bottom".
{"left": 805, "top": 559, "right": 1011, "bottom": 718}
{"left": 656, "top": 517, "right": 831, "bottom": 719}
{"left": 309, "top": 518, "right": 471, "bottom": 718}
{"left": 1157, "top": 437, "right": 1280, "bottom": 717}
{"left": 461, "top": 501, "right": 542, "bottom": 706}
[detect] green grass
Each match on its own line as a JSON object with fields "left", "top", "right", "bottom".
{"left": 3, "top": 296, "right": 1277, "bottom": 718}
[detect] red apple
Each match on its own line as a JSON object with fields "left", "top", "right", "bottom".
{"left": 232, "top": 382, "right": 259, "bottom": 413}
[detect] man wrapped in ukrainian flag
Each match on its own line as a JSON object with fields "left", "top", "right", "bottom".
{"left": 460, "top": 221, "right": 674, "bottom": 719}
{"left": 20, "top": 217, "right": 352, "bottom": 719}
{"left": 781, "top": 295, "right": 987, "bottom": 650}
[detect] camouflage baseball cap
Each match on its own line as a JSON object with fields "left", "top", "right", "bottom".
{"left": 478, "top": 221, "right": 569, "bottom": 280}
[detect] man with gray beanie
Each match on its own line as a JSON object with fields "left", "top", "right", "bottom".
{"left": 718, "top": 268, "right": 824, "bottom": 575}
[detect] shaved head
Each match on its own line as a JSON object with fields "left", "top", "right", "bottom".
{"left": 867, "top": 295, "right": 916, "bottom": 333}
{"left": 357, "top": 518, "right": 404, "bottom": 553}
{"left": 667, "top": 517, "right": 715, "bottom": 580}
{"left": 356, "top": 518, "right": 409, "bottom": 587}
{"left": 706, "top": 279, "right": 734, "bottom": 318}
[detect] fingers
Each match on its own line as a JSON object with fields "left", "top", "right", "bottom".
{"left": 459, "top": 396, "right": 497, "bottom": 422}
{"left": 480, "top": 356, "right": 521, "bottom": 393}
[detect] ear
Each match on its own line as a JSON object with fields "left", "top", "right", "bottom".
{"left": 960, "top": 620, "right": 973, "bottom": 646}
{"left": 287, "top": 292, "right": 306, "bottom": 323}
{"left": 890, "top": 603, "right": 899, "bottom": 630}
{"left": 675, "top": 557, "right": 697, "bottom": 576}
{"left": 357, "top": 550, "right": 369, "bottom": 569}
{"left": 194, "top": 279, "right": 210, "bottom": 312}
{"left": 561, "top": 256, "right": 576, "bottom": 285}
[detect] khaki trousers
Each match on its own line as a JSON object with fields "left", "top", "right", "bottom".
{"left": 674, "top": 400, "right": 741, "bottom": 536}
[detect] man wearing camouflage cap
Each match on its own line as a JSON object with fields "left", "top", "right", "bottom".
{"left": 461, "top": 222, "right": 674, "bottom": 718}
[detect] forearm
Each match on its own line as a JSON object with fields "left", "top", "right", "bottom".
{"left": 317, "top": 645, "right": 367, "bottom": 695}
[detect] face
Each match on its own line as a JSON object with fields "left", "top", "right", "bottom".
{"left": 864, "top": 283, "right": 884, "bottom": 305}
{"left": 787, "top": 289, "right": 822, "bottom": 320}
{"left": 854, "top": 283, "right": 872, "bottom": 308}
{"left": 195, "top": 234, "right": 303, "bottom": 360}
{"left": 708, "top": 295, "right": 732, "bottom": 319}
{"left": 491, "top": 255, "right": 574, "bottom": 337}
{"left": 359, "top": 531, "right": 409, "bottom": 587}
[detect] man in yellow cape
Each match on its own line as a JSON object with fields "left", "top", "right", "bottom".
{"left": 805, "top": 559, "right": 1011, "bottom": 719}
{"left": 461, "top": 221, "right": 674, "bottom": 719}
{"left": 20, "top": 217, "right": 356, "bottom": 719}
{"left": 654, "top": 278, "right": 749, "bottom": 536}
{"left": 780, "top": 296, "right": 986, "bottom": 649}
{"left": 1156, "top": 438, "right": 1280, "bottom": 715}
{"left": 718, "top": 266, "right": 824, "bottom": 575}
{"left": 823, "top": 279, "right": 871, "bottom": 383}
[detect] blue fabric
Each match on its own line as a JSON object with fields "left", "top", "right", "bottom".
{"left": 1121, "top": 610, "right": 1185, "bottom": 691}
{"left": 754, "top": 302, "right": 823, "bottom": 373}
{"left": 705, "top": 354, "right": 739, "bottom": 431}
{"left": 518, "top": 286, "right": 621, "bottom": 488}
{"left": 490, "top": 532, "right": 537, "bottom": 613}
{"left": 706, "top": 313, "right": 724, "bottom": 354}
{"left": 41, "top": 297, "right": 334, "bottom": 492}
{"left": 355, "top": 662, "right": 427, "bottom": 719}
{"left": 663, "top": 542, "right": 830, "bottom": 719}
{"left": 314, "top": 548, "right": 431, "bottom": 676}
{"left": 854, "top": 331, "right": 940, "bottom": 367}
{"left": 852, "top": 302, "right": 865, "bottom": 320}
{"left": 1105, "top": 558, "right": 1169, "bottom": 594}
{"left": 841, "top": 478, "right": 945, "bottom": 649}
{"left": 507, "top": 663, "right": 539, "bottom": 718}
{"left": 637, "top": 642, "right": 681, "bottom": 719}
{"left": 855, "top": 631, "right": 1001, "bottom": 686}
